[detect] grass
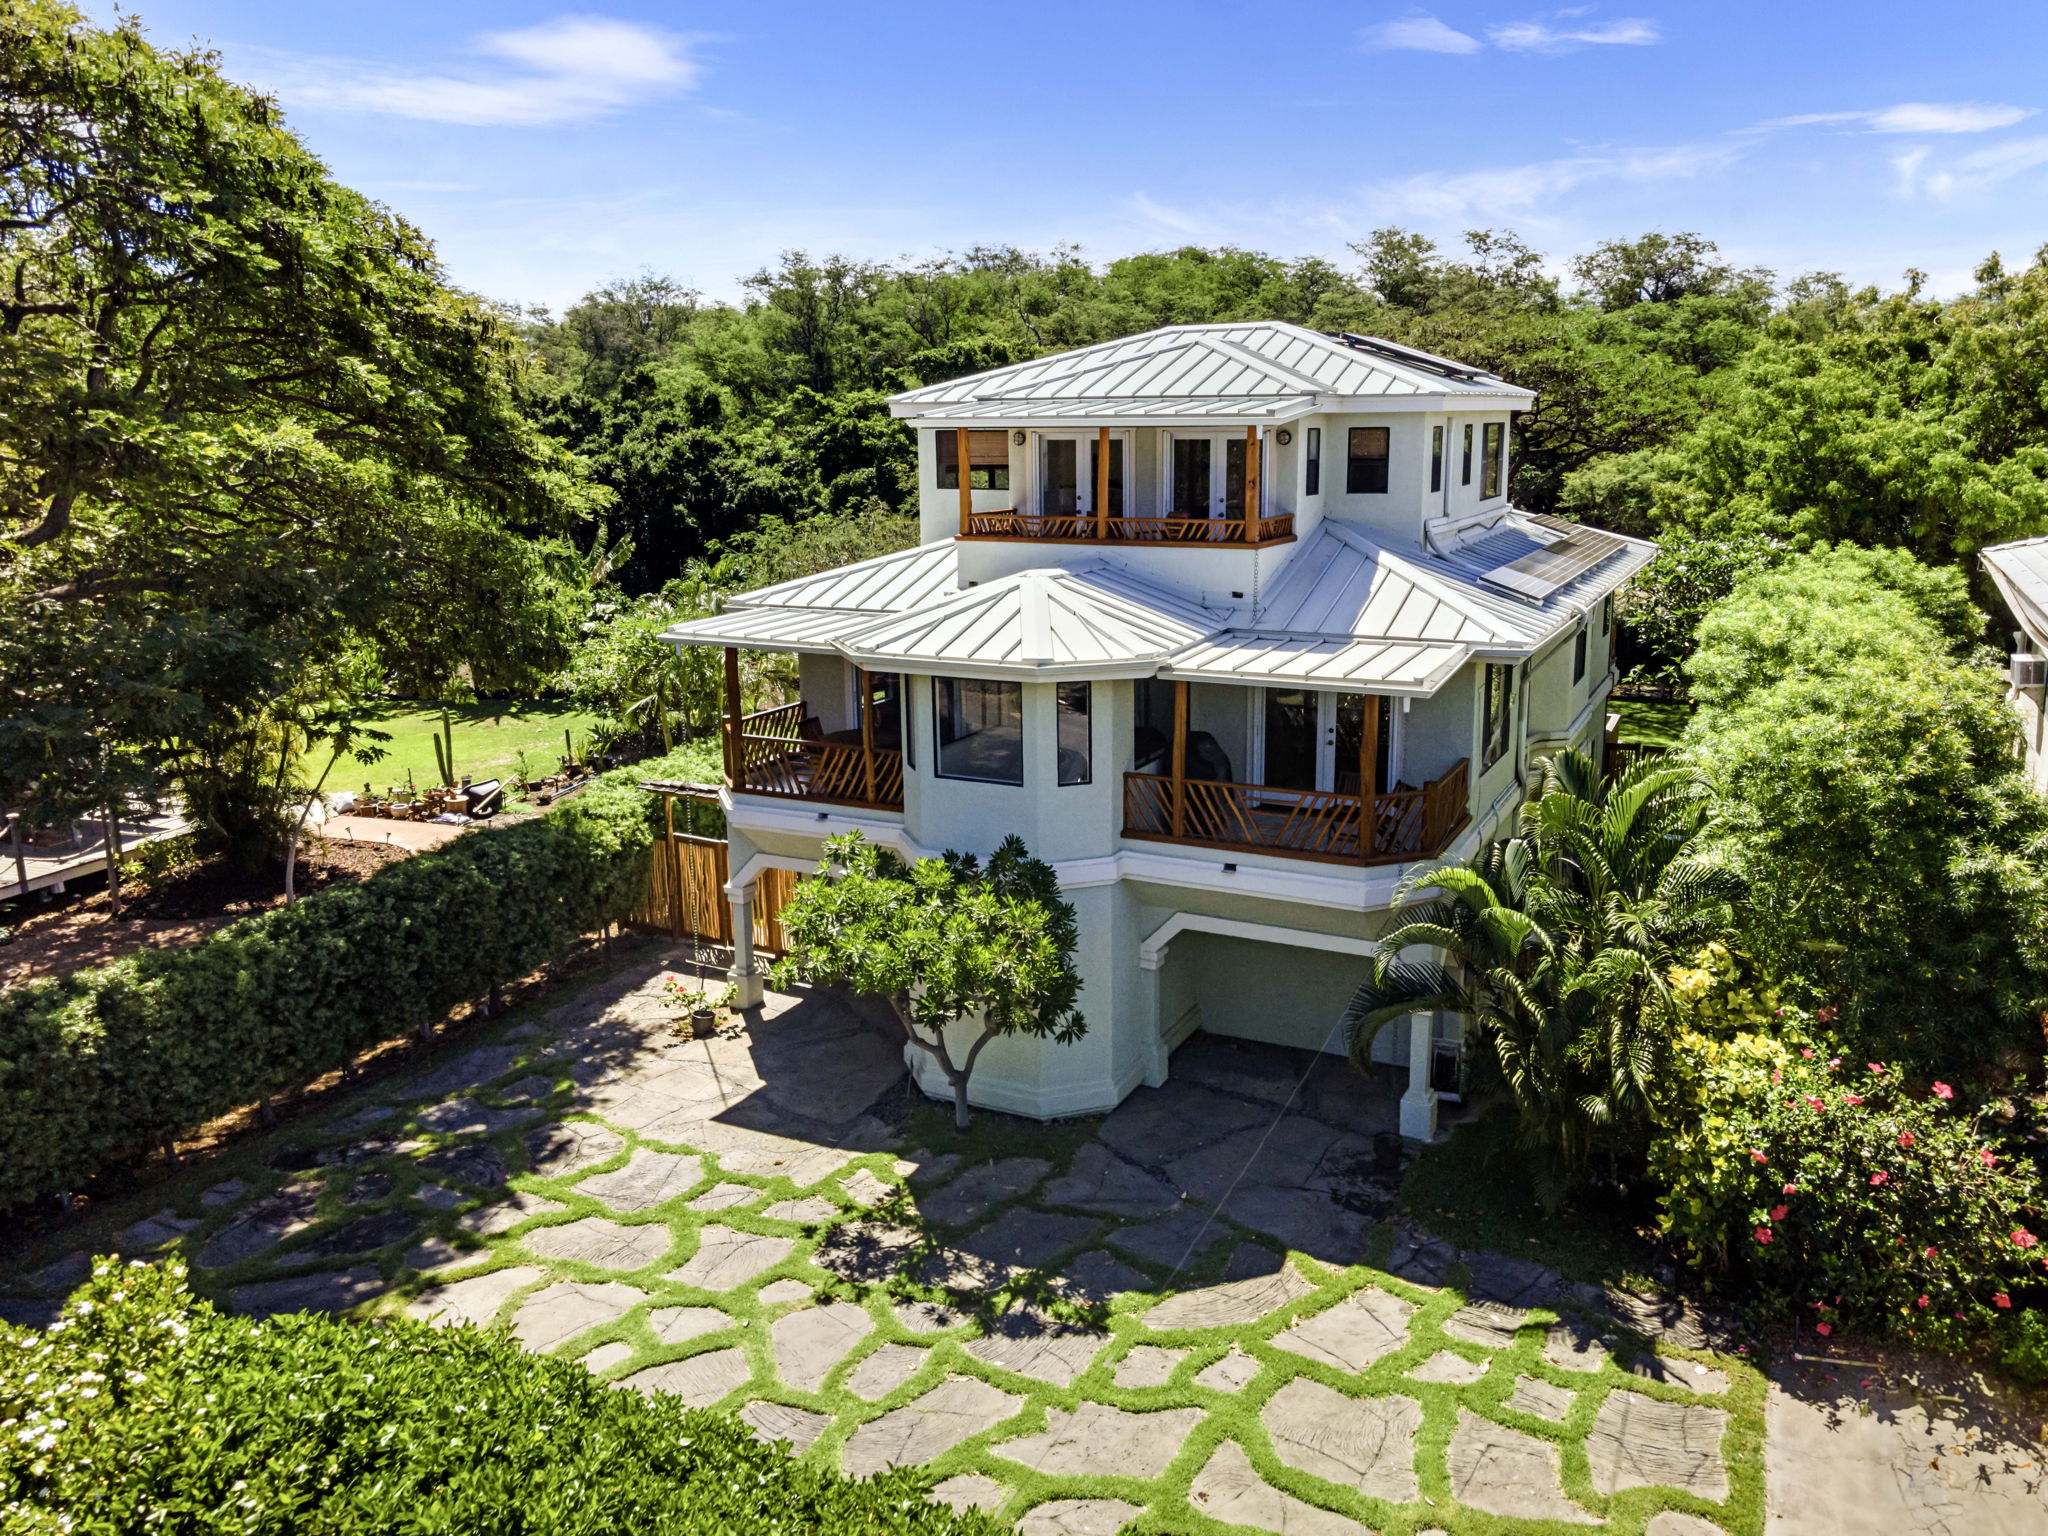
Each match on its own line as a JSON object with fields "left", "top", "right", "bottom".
{"left": 1610, "top": 699, "right": 1692, "bottom": 750}
{"left": 1402, "top": 1111, "right": 1661, "bottom": 1294}
{"left": 342, "top": 700, "right": 605, "bottom": 796}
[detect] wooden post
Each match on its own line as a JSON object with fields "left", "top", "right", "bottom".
{"left": 1171, "top": 680, "right": 1190, "bottom": 839}
{"left": 8, "top": 812, "right": 27, "bottom": 902}
{"left": 1095, "top": 426, "right": 1111, "bottom": 541}
{"left": 955, "top": 427, "right": 972, "bottom": 537}
{"left": 664, "top": 793, "right": 684, "bottom": 940}
{"left": 101, "top": 805, "right": 122, "bottom": 919}
{"left": 1358, "top": 694, "right": 1380, "bottom": 858}
{"left": 856, "top": 665, "right": 877, "bottom": 806}
{"left": 723, "top": 647, "right": 742, "bottom": 788}
{"left": 1243, "top": 425, "right": 1260, "bottom": 543}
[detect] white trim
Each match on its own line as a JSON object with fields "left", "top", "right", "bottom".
{"left": 1139, "top": 912, "right": 1376, "bottom": 971}
{"left": 724, "top": 850, "right": 826, "bottom": 898}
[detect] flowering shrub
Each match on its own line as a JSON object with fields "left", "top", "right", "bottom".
{"left": 1648, "top": 1039, "right": 2043, "bottom": 1338}
{"left": 1665, "top": 943, "right": 1790, "bottom": 1035}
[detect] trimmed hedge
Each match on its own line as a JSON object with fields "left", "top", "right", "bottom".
{"left": 0, "top": 756, "right": 688, "bottom": 1211}
{"left": 0, "top": 1258, "right": 1000, "bottom": 1534}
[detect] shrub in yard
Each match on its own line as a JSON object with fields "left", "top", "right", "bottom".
{"left": 1647, "top": 1033, "right": 2044, "bottom": 1340}
{"left": 0, "top": 751, "right": 700, "bottom": 1211}
{"left": 0, "top": 1258, "right": 997, "bottom": 1535}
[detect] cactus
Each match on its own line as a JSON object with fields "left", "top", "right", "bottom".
{"left": 433, "top": 707, "right": 455, "bottom": 786}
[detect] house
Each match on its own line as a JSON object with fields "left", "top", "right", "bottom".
{"left": 661, "top": 322, "right": 1654, "bottom": 1137}
{"left": 1980, "top": 535, "right": 2048, "bottom": 790}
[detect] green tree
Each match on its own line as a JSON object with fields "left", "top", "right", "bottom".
{"left": 1342, "top": 751, "right": 1724, "bottom": 1204}
{"left": 773, "top": 832, "right": 1085, "bottom": 1130}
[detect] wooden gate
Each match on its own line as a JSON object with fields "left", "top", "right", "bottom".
{"left": 629, "top": 828, "right": 799, "bottom": 956}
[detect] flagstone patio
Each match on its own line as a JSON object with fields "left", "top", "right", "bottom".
{"left": 1, "top": 948, "right": 1779, "bottom": 1533}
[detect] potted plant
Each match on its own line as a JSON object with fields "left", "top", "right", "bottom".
{"left": 658, "top": 973, "right": 731, "bottom": 1038}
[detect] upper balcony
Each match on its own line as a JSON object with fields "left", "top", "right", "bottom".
{"left": 730, "top": 701, "right": 904, "bottom": 812}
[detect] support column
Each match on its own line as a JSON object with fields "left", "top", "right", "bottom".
{"left": 1170, "top": 679, "right": 1189, "bottom": 838}
{"left": 955, "top": 427, "right": 972, "bottom": 537}
{"left": 1095, "top": 426, "right": 1111, "bottom": 541}
{"left": 1358, "top": 692, "right": 1379, "bottom": 858}
{"left": 723, "top": 647, "right": 742, "bottom": 787}
{"left": 1399, "top": 1010, "right": 1438, "bottom": 1141}
{"left": 1242, "top": 424, "right": 1260, "bottom": 543}
{"left": 855, "top": 665, "right": 877, "bottom": 805}
{"left": 726, "top": 879, "right": 765, "bottom": 1008}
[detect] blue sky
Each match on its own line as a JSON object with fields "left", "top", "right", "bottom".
{"left": 89, "top": 1, "right": 2048, "bottom": 311}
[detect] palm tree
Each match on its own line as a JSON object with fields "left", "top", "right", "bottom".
{"left": 1343, "top": 748, "right": 1728, "bottom": 1206}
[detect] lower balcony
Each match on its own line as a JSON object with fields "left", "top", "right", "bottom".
{"left": 1122, "top": 760, "right": 1470, "bottom": 865}
{"left": 962, "top": 509, "right": 1295, "bottom": 547}
{"left": 731, "top": 702, "right": 904, "bottom": 812}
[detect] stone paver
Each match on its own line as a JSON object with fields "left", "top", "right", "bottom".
{"left": 576, "top": 1149, "right": 704, "bottom": 1211}
{"left": 669, "top": 1229, "right": 794, "bottom": 1289}
{"left": 919, "top": 1157, "right": 1051, "bottom": 1225}
{"left": 1410, "top": 1350, "right": 1488, "bottom": 1385}
{"left": 1187, "top": 1439, "right": 1371, "bottom": 1534}
{"left": 405, "top": 1044, "right": 523, "bottom": 1098}
{"left": 199, "top": 1182, "right": 324, "bottom": 1268}
{"left": 839, "top": 1169, "right": 896, "bottom": 1207}
{"left": 524, "top": 1121, "right": 627, "bottom": 1177}
{"left": 458, "top": 1190, "right": 563, "bottom": 1236}
{"left": 1114, "top": 1344, "right": 1190, "bottom": 1388}
{"left": 931, "top": 1474, "right": 1010, "bottom": 1514}
{"left": 521, "top": 1217, "right": 673, "bottom": 1271}
{"left": 1042, "top": 1143, "right": 1181, "bottom": 1216}
{"left": 1445, "top": 1410, "right": 1598, "bottom": 1524}
{"left": 688, "top": 1183, "right": 760, "bottom": 1211}
{"left": 121, "top": 1209, "right": 202, "bottom": 1249}
{"left": 1443, "top": 1300, "right": 1529, "bottom": 1350}
{"left": 740, "top": 1400, "right": 833, "bottom": 1452}
{"left": 416, "top": 1097, "right": 537, "bottom": 1136}
{"left": 582, "top": 1341, "right": 634, "bottom": 1373}
{"left": 1018, "top": 1498, "right": 1145, "bottom": 1535}
{"left": 1262, "top": 1378, "right": 1420, "bottom": 1502}
{"left": 849, "top": 1343, "right": 929, "bottom": 1399}
{"left": 1543, "top": 1320, "right": 1613, "bottom": 1373}
{"left": 762, "top": 1196, "right": 837, "bottom": 1224}
{"left": 1062, "top": 1249, "right": 1150, "bottom": 1303}
{"left": 419, "top": 1144, "right": 508, "bottom": 1188}
{"left": 894, "top": 1299, "right": 966, "bottom": 1333}
{"left": 1107, "top": 1204, "right": 1227, "bottom": 1270}
{"left": 994, "top": 1401, "right": 1205, "bottom": 1479}
{"left": 1507, "top": 1375, "right": 1576, "bottom": 1420}
{"left": 512, "top": 1280, "right": 645, "bottom": 1351}
{"left": 1588, "top": 1391, "right": 1730, "bottom": 1499}
{"left": 1195, "top": 1349, "right": 1262, "bottom": 1393}
{"left": 647, "top": 1305, "right": 731, "bottom": 1345}
{"left": 771, "top": 1301, "right": 871, "bottom": 1392}
{"left": 408, "top": 1264, "right": 543, "bottom": 1327}
{"left": 1270, "top": 1287, "right": 1417, "bottom": 1373}
{"left": 1146, "top": 1264, "right": 1315, "bottom": 1330}
{"left": 227, "top": 1265, "right": 387, "bottom": 1317}
{"left": 957, "top": 1208, "right": 1101, "bottom": 1276}
{"left": 965, "top": 1312, "right": 1107, "bottom": 1387}
{"left": 757, "top": 1279, "right": 811, "bottom": 1306}
{"left": 618, "top": 1348, "right": 752, "bottom": 1407}
{"left": 842, "top": 1375, "right": 1023, "bottom": 1477}
{"left": 1643, "top": 1514, "right": 1728, "bottom": 1536}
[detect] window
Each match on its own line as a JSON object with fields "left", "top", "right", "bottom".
{"left": 936, "top": 430, "right": 1010, "bottom": 491}
{"left": 934, "top": 677, "right": 1024, "bottom": 784}
{"left": 1461, "top": 424, "right": 1474, "bottom": 486}
{"left": 1601, "top": 595, "right": 1612, "bottom": 636}
{"left": 1346, "top": 426, "right": 1390, "bottom": 494}
{"left": 1304, "top": 427, "right": 1321, "bottom": 496}
{"left": 1482, "top": 422, "right": 1504, "bottom": 498}
{"left": 1430, "top": 424, "right": 1444, "bottom": 493}
{"left": 1057, "top": 682, "right": 1091, "bottom": 785}
{"left": 1572, "top": 626, "right": 1587, "bottom": 684}
{"left": 1481, "top": 662, "right": 1515, "bottom": 770}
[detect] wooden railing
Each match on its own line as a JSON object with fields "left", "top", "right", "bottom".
{"left": 734, "top": 733, "right": 904, "bottom": 811}
{"left": 1122, "top": 758, "right": 1470, "bottom": 866}
{"left": 961, "top": 510, "right": 1295, "bottom": 547}
{"left": 740, "top": 701, "right": 806, "bottom": 741}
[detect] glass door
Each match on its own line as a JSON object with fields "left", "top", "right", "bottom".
{"left": 1260, "top": 689, "right": 1320, "bottom": 791}
{"left": 1040, "top": 438, "right": 1080, "bottom": 517}
{"left": 1333, "top": 694, "right": 1393, "bottom": 796}
{"left": 1170, "top": 437, "right": 1212, "bottom": 520}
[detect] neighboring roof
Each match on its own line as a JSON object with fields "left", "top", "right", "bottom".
{"left": 889, "top": 322, "right": 1535, "bottom": 425}
{"left": 1982, "top": 536, "right": 2048, "bottom": 648}
{"left": 1162, "top": 633, "right": 1469, "bottom": 696}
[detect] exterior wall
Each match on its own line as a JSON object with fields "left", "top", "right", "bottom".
{"left": 795, "top": 653, "right": 856, "bottom": 734}
{"left": 2014, "top": 687, "right": 2048, "bottom": 793}
{"left": 1401, "top": 664, "right": 1478, "bottom": 788}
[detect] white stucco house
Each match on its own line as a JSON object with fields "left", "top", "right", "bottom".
{"left": 662, "top": 322, "right": 1653, "bottom": 1137}
{"left": 1981, "top": 535, "right": 2048, "bottom": 791}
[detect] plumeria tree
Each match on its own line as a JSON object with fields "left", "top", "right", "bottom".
{"left": 772, "top": 832, "right": 1085, "bottom": 1130}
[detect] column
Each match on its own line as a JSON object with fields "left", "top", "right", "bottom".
{"left": 1399, "top": 1010, "right": 1438, "bottom": 1140}
{"left": 725, "top": 879, "right": 765, "bottom": 1008}
{"left": 956, "top": 427, "right": 972, "bottom": 537}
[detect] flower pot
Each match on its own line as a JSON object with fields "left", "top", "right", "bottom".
{"left": 690, "top": 1007, "right": 717, "bottom": 1038}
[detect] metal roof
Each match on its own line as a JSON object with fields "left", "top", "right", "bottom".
{"left": 1982, "top": 536, "right": 2048, "bottom": 649}
{"left": 660, "top": 605, "right": 878, "bottom": 654}
{"left": 1163, "top": 633, "right": 1470, "bottom": 696}
{"left": 1250, "top": 523, "right": 1513, "bottom": 644}
{"left": 890, "top": 322, "right": 1535, "bottom": 423}
{"left": 908, "top": 394, "right": 1317, "bottom": 423}
{"left": 1427, "top": 515, "right": 1656, "bottom": 645}
{"left": 731, "top": 538, "right": 961, "bottom": 613}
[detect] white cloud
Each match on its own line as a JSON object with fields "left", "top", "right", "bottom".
{"left": 1488, "top": 15, "right": 1660, "bottom": 52}
{"left": 1360, "top": 17, "right": 1483, "bottom": 54}
{"left": 1895, "top": 136, "right": 2048, "bottom": 200}
{"left": 270, "top": 15, "right": 700, "bottom": 127}
{"left": 1766, "top": 101, "right": 2034, "bottom": 136}
{"left": 1362, "top": 139, "right": 1738, "bottom": 221}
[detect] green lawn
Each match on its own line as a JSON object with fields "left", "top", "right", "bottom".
{"left": 341, "top": 700, "right": 605, "bottom": 796}
{"left": 1611, "top": 698, "right": 1692, "bottom": 749}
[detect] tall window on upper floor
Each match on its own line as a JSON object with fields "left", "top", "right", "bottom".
{"left": 1601, "top": 595, "right": 1613, "bottom": 636}
{"left": 934, "top": 677, "right": 1024, "bottom": 785}
{"left": 1346, "top": 427, "right": 1390, "bottom": 494}
{"left": 1304, "top": 427, "right": 1321, "bottom": 496}
{"left": 1057, "top": 682, "right": 1091, "bottom": 785}
{"left": 936, "top": 430, "right": 1010, "bottom": 491}
{"left": 1481, "top": 662, "right": 1515, "bottom": 770}
{"left": 1572, "top": 625, "right": 1588, "bottom": 684}
{"left": 1482, "top": 422, "right": 1504, "bottom": 498}
{"left": 1430, "top": 425, "right": 1444, "bottom": 493}
{"left": 1461, "top": 424, "right": 1474, "bottom": 486}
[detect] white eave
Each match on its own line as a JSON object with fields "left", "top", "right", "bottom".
{"left": 1982, "top": 536, "right": 2048, "bottom": 650}
{"left": 1162, "top": 632, "right": 1470, "bottom": 696}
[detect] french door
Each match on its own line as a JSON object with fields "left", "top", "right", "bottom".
{"left": 1037, "top": 433, "right": 1125, "bottom": 519}
{"left": 1167, "top": 433, "right": 1249, "bottom": 521}
{"left": 1257, "top": 689, "right": 1394, "bottom": 797}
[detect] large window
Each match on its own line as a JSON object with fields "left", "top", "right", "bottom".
{"left": 1482, "top": 421, "right": 1504, "bottom": 498}
{"left": 1461, "top": 424, "right": 1474, "bottom": 486}
{"left": 1481, "top": 662, "right": 1515, "bottom": 770}
{"left": 1057, "top": 682, "right": 1091, "bottom": 785}
{"left": 936, "top": 430, "right": 1010, "bottom": 491}
{"left": 1430, "top": 424, "right": 1444, "bottom": 493}
{"left": 934, "top": 677, "right": 1024, "bottom": 784}
{"left": 1304, "top": 427, "right": 1321, "bottom": 496}
{"left": 1572, "top": 625, "right": 1587, "bottom": 684}
{"left": 1346, "top": 426, "right": 1390, "bottom": 494}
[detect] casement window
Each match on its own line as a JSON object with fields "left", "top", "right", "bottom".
{"left": 1430, "top": 425, "right": 1444, "bottom": 493}
{"left": 1461, "top": 424, "right": 1474, "bottom": 486}
{"left": 936, "top": 430, "right": 1010, "bottom": 491}
{"left": 1304, "top": 427, "right": 1321, "bottom": 496}
{"left": 934, "top": 677, "right": 1024, "bottom": 784}
{"left": 1481, "top": 662, "right": 1515, "bottom": 770}
{"left": 1346, "top": 427, "right": 1390, "bottom": 494}
{"left": 1482, "top": 422, "right": 1504, "bottom": 498}
{"left": 1057, "top": 682, "right": 1091, "bottom": 785}
{"left": 1572, "top": 625, "right": 1588, "bottom": 684}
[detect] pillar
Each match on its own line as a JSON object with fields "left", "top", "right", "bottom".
{"left": 1399, "top": 1010, "right": 1438, "bottom": 1141}
{"left": 726, "top": 879, "right": 765, "bottom": 1008}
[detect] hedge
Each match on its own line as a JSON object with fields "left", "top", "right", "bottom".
{"left": 0, "top": 755, "right": 692, "bottom": 1212}
{"left": 0, "top": 1258, "right": 1001, "bottom": 1535}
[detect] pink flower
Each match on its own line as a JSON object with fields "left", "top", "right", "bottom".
{"left": 1868, "top": 1062, "right": 1886, "bottom": 1074}
{"left": 1828, "top": 1058, "right": 1842, "bottom": 1070}
{"left": 2014, "top": 1228, "right": 2039, "bottom": 1250}
{"left": 1980, "top": 1150, "right": 1998, "bottom": 1168}
{"left": 1932, "top": 1081, "right": 1954, "bottom": 1100}
{"left": 1917, "top": 1294, "right": 1930, "bottom": 1309}
{"left": 1805, "top": 1096, "right": 1828, "bottom": 1113}
{"left": 1996, "top": 1293, "right": 2013, "bottom": 1309}
{"left": 1801, "top": 1047, "right": 1816, "bottom": 1059}
{"left": 1898, "top": 1132, "right": 1915, "bottom": 1149}
{"left": 1750, "top": 1149, "right": 1768, "bottom": 1164}
{"left": 1815, "top": 1322, "right": 1832, "bottom": 1337}
{"left": 1771, "top": 1070, "right": 1783, "bottom": 1084}
{"left": 1755, "top": 1227, "right": 1774, "bottom": 1245}
{"left": 1870, "top": 1172, "right": 1889, "bottom": 1187}
{"left": 1782, "top": 1182, "right": 1798, "bottom": 1195}
{"left": 1924, "top": 1246, "right": 1938, "bottom": 1260}
{"left": 1771, "top": 1205, "right": 1789, "bottom": 1222}
{"left": 1844, "top": 1095, "right": 1864, "bottom": 1105}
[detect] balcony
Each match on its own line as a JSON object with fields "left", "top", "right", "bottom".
{"left": 1122, "top": 759, "right": 1470, "bottom": 865}
{"left": 730, "top": 702, "right": 904, "bottom": 812}
{"left": 960, "top": 509, "right": 1296, "bottom": 548}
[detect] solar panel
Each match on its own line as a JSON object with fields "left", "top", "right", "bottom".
{"left": 1329, "top": 333, "right": 1504, "bottom": 384}
{"left": 1477, "top": 527, "right": 1625, "bottom": 601}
